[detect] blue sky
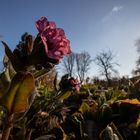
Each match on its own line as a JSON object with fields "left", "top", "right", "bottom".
{"left": 0, "top": 0, "right": 140, "bottom": 77}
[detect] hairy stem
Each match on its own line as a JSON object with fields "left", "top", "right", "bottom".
{"left": 1, "top": 114, "right": 14, "bottom": 140}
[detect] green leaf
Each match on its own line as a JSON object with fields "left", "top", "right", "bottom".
{"left": 100, "top": 122, "right": 123, "bottom": 140}
{"left": 1, "top": 41, "right": 24, "bottom": 72}
{"left": 100, "top": 125, "right": 114, "bottom": 140}
{"left": 58, "top": 91, "right": 71, "bottom": 101}
{"left": 97, "top": 104, "right": 112, "bottom": 123}
{"left": 72, "top": 112, "right": 84, "bottom": 139}
{"left": 0, "top": 69, "right": 11, "bottom": 97}
{"left": 0, "top": 72, "right": 35, "bottom": 114}
{"left": 79, "top": 102, "right": 90, "bottom": 114}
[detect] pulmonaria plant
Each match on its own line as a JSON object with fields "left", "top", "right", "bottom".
{"left": 59, "top": 74, "right": 81, "bottom": 92}
{"left": 0, "top": 17, "right": 72, "bottom": 140}
{"left": 35, "top": 16, "right": 71, "bottom": 62}
{"left": 69, "top": 77, "right": 81, "bottom": 92}
{"left": 2, "top": 16, "right": 71, "bottom": 73}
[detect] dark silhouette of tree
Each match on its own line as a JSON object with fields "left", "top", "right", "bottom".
{"left": 94, "top": 50, "right": 119, "bottom": 86}
{"left": 133, "top": 38, "right": 140, "bottom": 75}
{"left": 135, "top": 38, "right": 140, "bottom": 53}
{"left": 75, "top": 51, "right": 92, "bottom": 83}
{"left": 62, "top": 52, "right": 75, "bottom": 77}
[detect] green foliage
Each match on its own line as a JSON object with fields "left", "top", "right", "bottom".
{"left": 0, "top": 72, "right": 34, "bottom": 114}
{"left": 109, "top": 89, "right": 128, "bottom": 100}
{"left": 0, "top": 44, "right": 140, "bottom": 139}
{"left": 71, "top": 112, "right": 85, "bottom": 139}
{"left": 79, "top": 102, "right": 90, "bottom": 114}
{"left": 100, "top": 122, "right": 123, "bottom": 140}
{"left": 97, "top": 104, "right": 112, "bottom": 124}
{"left": 1, "top": 41, "right": 24, "bottom": 72}
{"left": 58, "top": 91, "right": 72, "bottom": 102}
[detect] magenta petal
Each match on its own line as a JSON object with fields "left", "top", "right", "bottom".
{"left": 57, "top": 28, "right": 65, "bottom": 36}
{"left": 36, "top": 17, "right": 48, "bottom": 33}
{"left": 35, "top": 16, "right": 71, "bottom": 61}
{"left": 49, "top": 22, "right": 56, "bottom": 29}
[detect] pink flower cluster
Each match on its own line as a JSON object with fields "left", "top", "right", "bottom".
{"left": 69, "top": 78, "right": 81, "bottom": 92}
{"left": 36, "top": 17, "right": 71, "bottom": 61}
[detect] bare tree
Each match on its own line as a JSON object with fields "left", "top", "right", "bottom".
{"left": 133, "top": 38, "right": 140, "bottom": 75}
{"left": 75, "top": 51, "right": 92, "bottom": 83}
{"left": 132, "top": 68, "right": 140, "bottom": 76}
{"left": 94, "top": 50, "right": 119, "bottom": 86}
{"left": 62, "top": 52, "right": 75, "bottom": 76}
{"left": 135, "top": 38, "right": 140, "bottom": 53}
{"left": 135, "top": 38, "right": 140, "bottom": 68}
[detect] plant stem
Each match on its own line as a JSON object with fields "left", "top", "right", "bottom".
{"left": 1, "top": 114, "right": 14, "bottom": 140}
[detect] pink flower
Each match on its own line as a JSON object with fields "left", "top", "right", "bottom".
{"left": 36, "top": 17, "right": 71, "bottom": 61}
{"left": 69, "top": 78, "right": 81, "bottom": 92}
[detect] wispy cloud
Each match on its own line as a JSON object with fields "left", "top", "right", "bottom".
{"left": 112, "top": 6, "right": 123, "bottom": 12}
{"left": 102, "top": 6, "right": 123, "bottom": 22}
